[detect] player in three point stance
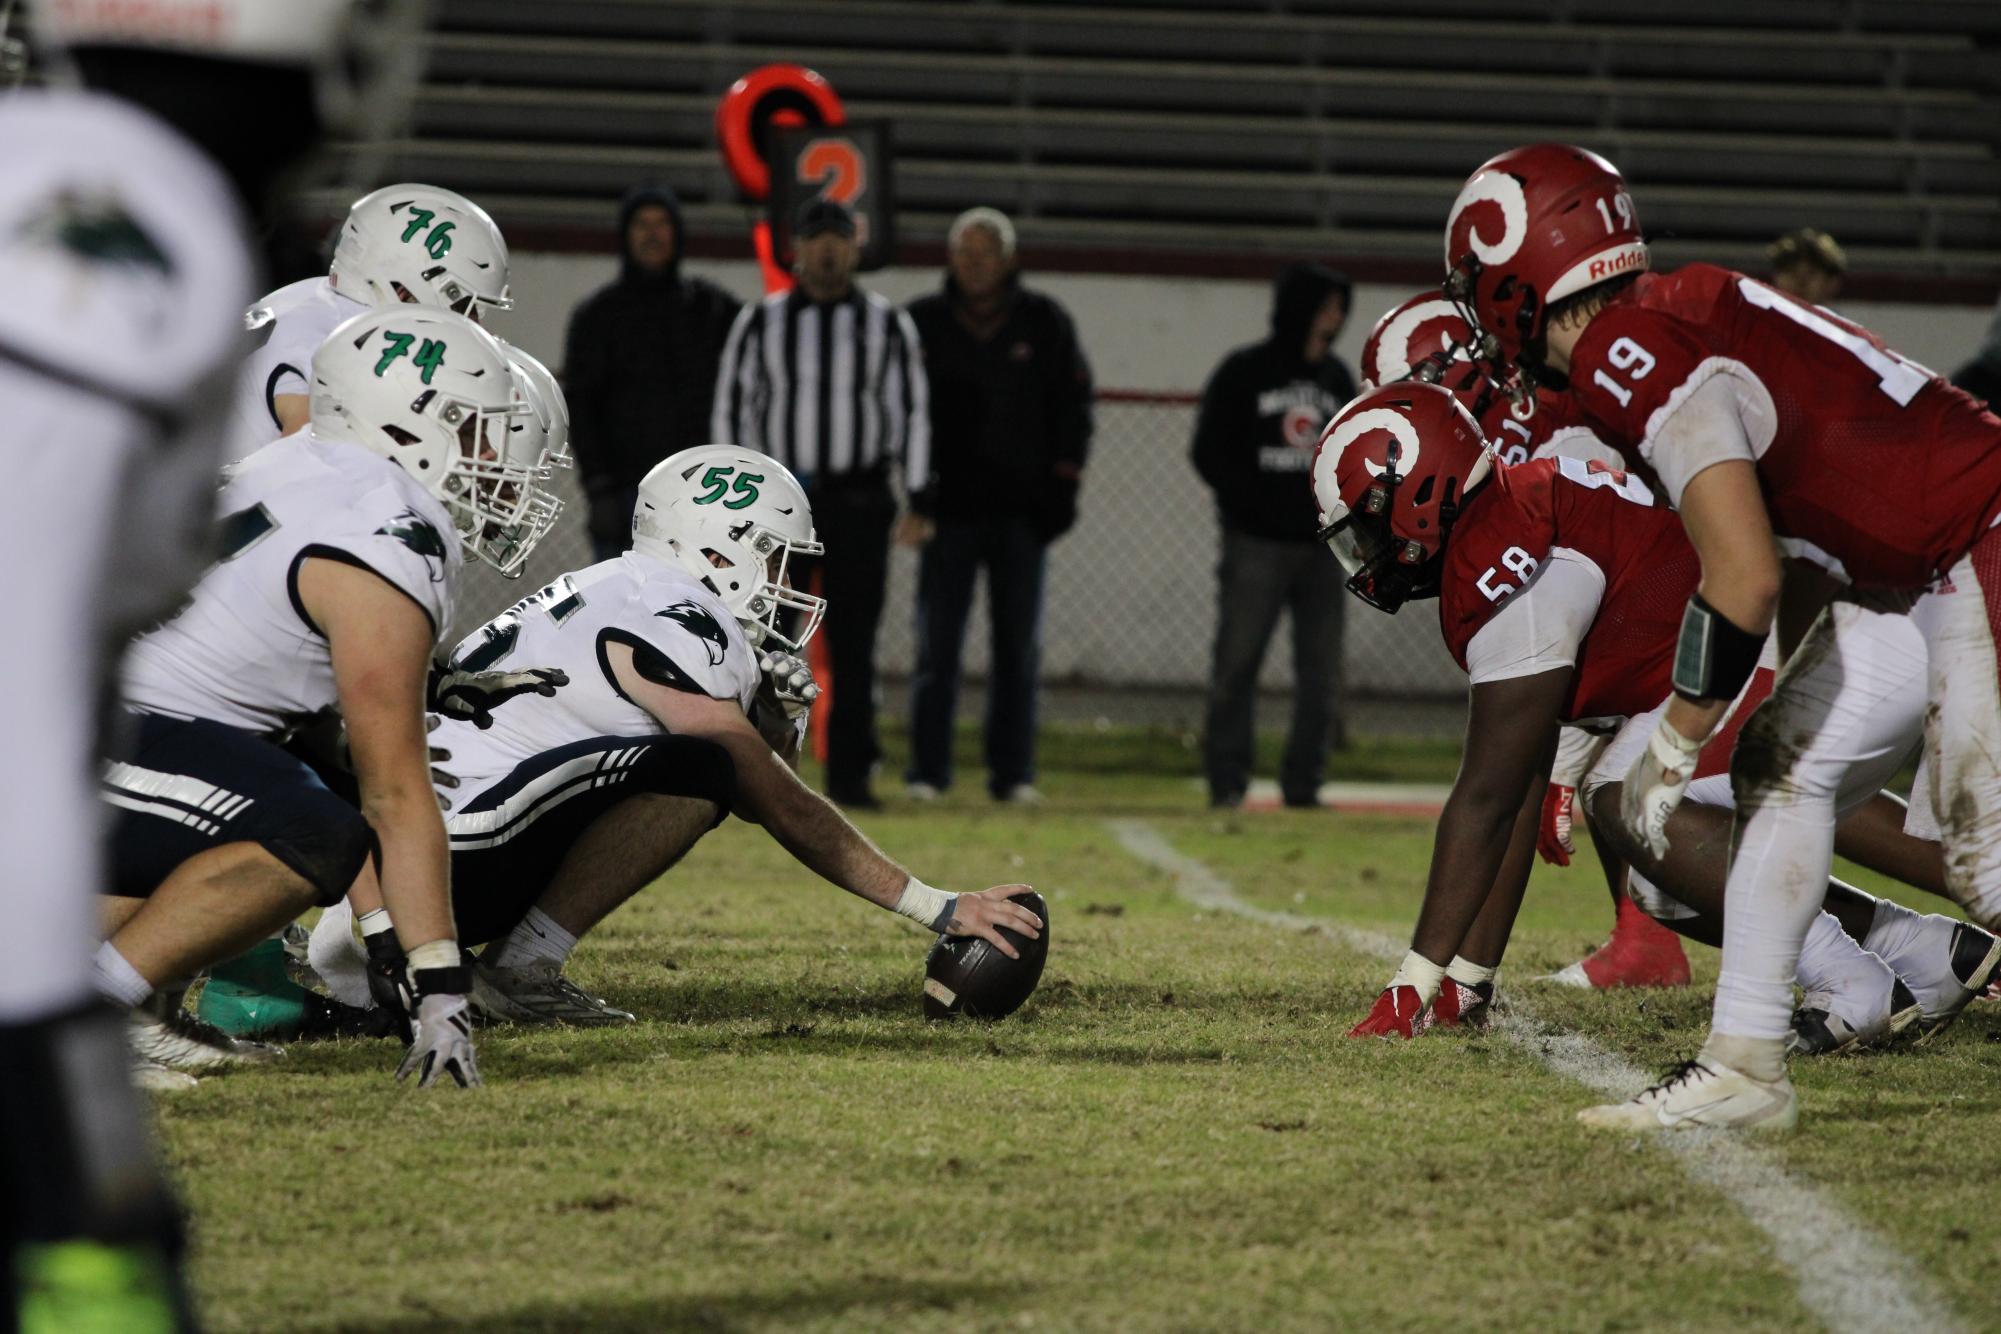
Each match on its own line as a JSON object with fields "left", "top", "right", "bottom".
{"left": 222, "top": 182, "right": 514, "bottom": 464}
{"left": 1359, "top": 293, "right": 1691, "bottom": 991}
{"left": 1314, "top": 384, "right": 1995, "bottom": 1050}
{"left": 99, "top": 306, "right": 559, "bottom": 1089}
{"left": 310, "top": 445, "right": 1043, "bottom": 1026}
{"left": 1443, "top": 142, "right": 2001, "bottom": 1130}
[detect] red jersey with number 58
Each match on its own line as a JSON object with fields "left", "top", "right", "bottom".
{"left": 1438, "top": 456, "right": 1700, "bottom": 725}
{"left": 1566, "top": 264, "right": 2001, "bottom": 589}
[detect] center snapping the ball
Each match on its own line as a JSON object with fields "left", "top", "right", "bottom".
{"left": 922, "top": 891, "right": 1048, "bottom": 1021}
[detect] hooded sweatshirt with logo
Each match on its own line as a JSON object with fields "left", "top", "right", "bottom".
{"left": 1191, "top": 264, "right": 1357, "bottom": 542}
{"left": 562, "top": 184, "right": 742, "bottom": 539}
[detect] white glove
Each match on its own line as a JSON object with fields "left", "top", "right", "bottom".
{"left": 396, "top": 993, "right": 482, "bottom": 1089}
{"left": 758, "top": 649, "right": 820, "bottom": 720}
{"left": 1618, "top": 718, "right": 1704, "bottom": 861}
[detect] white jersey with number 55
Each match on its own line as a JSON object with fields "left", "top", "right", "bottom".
{"left": 434, "top": 554, "right": 762, "bottom": 799}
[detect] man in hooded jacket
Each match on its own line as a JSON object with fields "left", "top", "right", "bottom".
{"left": 564, "top": 183, "right": 741, "bottom": 558}
{"left": 1192, "top": 263, "right": 1356, "bottom": 808}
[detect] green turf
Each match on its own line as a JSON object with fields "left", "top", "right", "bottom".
{"left": 156, "top": 744, "right": 1999, "bottom": 1332}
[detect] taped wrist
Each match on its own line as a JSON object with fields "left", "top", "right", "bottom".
{"left": 1672, "top": 594, "right": 1763, "bottom": 703}
{"left": 893, "top": 877, "right": 959, "bottom": 934}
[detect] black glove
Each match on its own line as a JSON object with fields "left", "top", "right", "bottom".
{"left": 1036, "top": 477, "right": 1081, "bottom": 542}
{"left": 363, "top": 930, "right": 414, "bottom": 1045}
{"left": 429, "top": 664, "right": 568, "bottom": 730}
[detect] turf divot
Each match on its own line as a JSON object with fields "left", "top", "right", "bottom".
{"left": 1107, "top": 817, "right": 1963, "bottom": 1334}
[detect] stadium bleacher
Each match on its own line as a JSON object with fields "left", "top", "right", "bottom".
{"left": 379, "top": 0, "right": 2001, "bottom": 276}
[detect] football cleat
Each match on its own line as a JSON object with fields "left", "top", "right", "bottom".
{"left": 1577, "top": 1059, "right": 1797, "bottom": 1132}
{"left": 129, "top": 1054, "right": 198, "bottom": 1093}
{"left": 469, "top": 958, "right": 636, "bottom": 1027}
{"left": 128, "top": 1000, "right": 282, "bottom": 1073}
{"left": 1346, "top": 984, "right": 1430, "bottom": 1039}
{"left": 1541, "top": 899, "right": 1690, "bottom": 989}
{"left": 1788, "top": 979, "right": 1918, "bottom": 1056}
{"left": 1430, "top": 977, "right": 1496, "bottom": 1031}
{"left": 1913, "top": 921, "right": 2001, "bottom": 1043}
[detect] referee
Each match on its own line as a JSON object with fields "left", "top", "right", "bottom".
{"left": 711, "top": 200, "right": 933, "bottom": 808}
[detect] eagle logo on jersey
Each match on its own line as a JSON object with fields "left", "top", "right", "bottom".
{"left": 655, "top": 600, "right": 730, "bottom": 666}
{"left": 18, "top": 189, "right": 172, "bottom": 275}
{"left": 376, "top": 508, "right": 449, "bottom": 581}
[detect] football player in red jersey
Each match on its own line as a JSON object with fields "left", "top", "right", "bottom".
{"left": 1310, "top": 384, "right": 1990, "bottom": 1044}
{"left": 1361, "top": 296, "right": 1686, "bottom": 990}
{"left": 1444, "top": 142, "right": 2001, "bottom": 1130}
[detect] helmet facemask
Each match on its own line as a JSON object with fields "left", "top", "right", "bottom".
{"left": 429, "top": 394, "right": 557, "bottom": 578}
{"left": 1319, "top": 463, "right": 1452, "bottom": 615}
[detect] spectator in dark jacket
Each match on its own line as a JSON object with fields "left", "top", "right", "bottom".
{"left": 904, "top": 208, "right": 1093, "bottom": 802}
{"left": 1193, "top": 262, "right": 1355, "bottom": 808}
{"left": 563, "top": 182, "right": 740, "bottom": 558}
{"left": 1952, "top": 298, "right": 2001, "bottom": 408}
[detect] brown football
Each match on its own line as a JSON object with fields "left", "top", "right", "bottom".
{"left": 921, "top": 891, "right": 1049, "bottom": 1021}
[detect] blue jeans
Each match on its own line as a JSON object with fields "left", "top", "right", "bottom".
{"left": 908, "top": 516, "right": 1047, "bottom": 796}
{"left": 1202, "top": 528, "right": 1347, "bottom": 805}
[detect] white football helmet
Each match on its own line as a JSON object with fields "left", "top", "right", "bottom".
{"left": 329, "top": 184, "right": 512, "bottom": 320}
{"left": 505, "top": 344, "right": 572, "bottom": 470}
{"left": 632, "top": 446, "right": 824, "bottom": 651}
{"left": 311, "top": 307, "right": 558, "bottom": 577}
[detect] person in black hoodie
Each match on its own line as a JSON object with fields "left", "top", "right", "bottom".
{"left": 1192, "top": 262, "right": 1356, "bottom": 808}
{"left": 563, "top": 183, "right": 741, "bottom": 558}
{"left": 904, "top": 208, "right": 1094, "bottom": 802}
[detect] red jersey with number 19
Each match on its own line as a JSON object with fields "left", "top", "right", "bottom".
{"left": 1438, "top": 457, "right": 1700, "bottom": 725}
{"left": 1566, "top": 264, "right": 2001, "bottom": 589}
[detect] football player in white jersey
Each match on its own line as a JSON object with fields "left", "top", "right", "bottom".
{"left": 98, "top": 305, "right": 559, "bottom": 1093}
{"left": 222, "top": 182, "right": 512, "bottom": 463}
{"left": 1, "top": 1, "right": 388, "bottom": 1327}
{"left": 312, "top": 445, "right": 1043, "bottom": 1025}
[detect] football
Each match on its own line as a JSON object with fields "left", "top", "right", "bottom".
{"left": 921, "top": 891, "right": 1049, "bottom": 1021}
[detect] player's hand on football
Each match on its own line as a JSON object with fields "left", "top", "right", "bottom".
{"left": 396, "top": 992, "right": 482, "bottom": 1089}
{"left": 756, "top": 649, "right": 820, "bottom": 720}
{"left": 1537, "top": 782, "right": 1576, "bottom": 866}
{"left": 1618, "top": 718, "right": 1703, "bottom": 862}
{"left": 431, "top": 665, "right": 568, "bottom": 729}
{"left": 947, "top": 884, "right": 1044, "bottom": 960}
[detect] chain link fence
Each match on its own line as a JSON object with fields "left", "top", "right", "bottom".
{"left": 448, "top": 390, "right": 1468, "bottom": 742}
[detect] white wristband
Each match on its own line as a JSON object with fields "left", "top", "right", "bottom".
{"left": 893, "top": 877, "right": 958, "bottom": 933}
{"left": 356, "top": 909, "right": 395, "bottom": 939}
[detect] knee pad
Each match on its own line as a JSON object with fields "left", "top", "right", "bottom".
{"left": 261, "top": 800, "right": 372, "bottom": 908}
{"left": 629, "top": 735, "right": 738, "bottom": 816}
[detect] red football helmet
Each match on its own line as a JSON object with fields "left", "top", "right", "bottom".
{"left": 1442, "top": 143, "right": 1647, "bottom": 366}
{"left": 1312, "top": 382, "right": 1494, "bottom": 612}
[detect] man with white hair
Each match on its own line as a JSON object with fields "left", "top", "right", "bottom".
{"left": 904, "top": 207, "right": 1094, "bottom": 803}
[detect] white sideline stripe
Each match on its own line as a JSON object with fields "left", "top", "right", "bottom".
{"left": 1106, "top": 818, "right": 1962, "bottom": 1334}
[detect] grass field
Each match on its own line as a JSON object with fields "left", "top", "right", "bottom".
{"left": 156, "top": 731, "right": 2001, "bottom": 1333}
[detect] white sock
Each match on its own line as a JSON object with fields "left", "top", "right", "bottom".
{"left": 94, "top": 942, "right": 153, "bottom": 1008}
{"left": 306, "top": 901, "right": 373, "bottom": 1008}
{"left": 1389, "top": 949, "right": 1446, "bottom": 1005}
{"left": 490, "top": 907, "right": 578, "bottom": 969}
{"left": 1712, "top": 799, "right": 1838, "bottom": 1043}
{"left": 1700, "top": 1031, "right": 1787, "bottom": 1084}
{"left": 1445, "top": 956, "right": 1495, "bottom": 988}
{"left": 1794, "top": 911, "right": 1895, "bottom": 1028}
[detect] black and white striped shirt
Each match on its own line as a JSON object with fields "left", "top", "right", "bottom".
{"left": 710, "top": 288, "right": 931, "bottom": 497}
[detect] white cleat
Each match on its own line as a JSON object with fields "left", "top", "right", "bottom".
{"left": 470, "top": 958, "right": 635, "bottom": 1027}
{"left": 131, "top": 1055, "right": 199, "bottom": 1092}
{"left": 1577, "top": 1059, "right": 1798, "bottom": 1133}
{"left": 1537, "top": 961, "right": 1595, "bottom": 989}
{"left": 128, "top": 1002, "right": 283, "bottom": 1072}
{"left": 904, "top": 782, "right": 942, "bottom": 802}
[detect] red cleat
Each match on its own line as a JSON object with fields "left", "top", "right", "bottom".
{"left": 1544, "top": 897, "right": 1691, "bottom": 989}
{"left": 1431, "top": 977, "right": 1496, "bottom": 1030}
{"left": 1346, "top": 984, "right": 1430, "bottom": 1038}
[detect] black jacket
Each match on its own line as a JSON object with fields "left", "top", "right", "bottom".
{"left": 563, "top": 184, "right": 741, "bottom": 540}
{"left": 1191, "top": 264, "right": 1356, "bottom": 542}
{"left": 905, "top": 273, "right": 1094, "bottom": 537}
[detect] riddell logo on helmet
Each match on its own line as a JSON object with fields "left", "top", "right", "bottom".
{"left": 1588, "top": 249, "right": 1646, "bottom": 282}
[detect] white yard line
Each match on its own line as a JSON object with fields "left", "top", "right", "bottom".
{"left": 1107, "top": 818, "right": 1962, "bottom": 1334}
